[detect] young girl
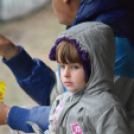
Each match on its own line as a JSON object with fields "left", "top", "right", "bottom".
{"left": 29, "top": 22, "right": 131, "bottom": 134}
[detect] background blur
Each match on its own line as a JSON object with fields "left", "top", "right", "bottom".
{"left": 0, "top": 0, "right": 65, "bottom": 133}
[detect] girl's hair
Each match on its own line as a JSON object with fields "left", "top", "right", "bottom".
{"left": 56, "top": 40, "right": 82, "bottom": 64}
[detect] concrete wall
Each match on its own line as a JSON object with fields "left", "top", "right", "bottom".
{"left": 0, "top": 0, "right": 48, "bottom": 21}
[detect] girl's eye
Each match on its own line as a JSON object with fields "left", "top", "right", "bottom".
{"left": 59, "top": 65, "right": 65, "bottom": 69}
{"left": 72, "top": 66, "right": 79, "bottom": 69}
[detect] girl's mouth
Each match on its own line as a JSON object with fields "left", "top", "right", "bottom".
{"left": 64, "top": 82, "right": 72, "bottom": 86}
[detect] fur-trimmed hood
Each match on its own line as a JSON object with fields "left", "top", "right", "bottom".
{"left": 49, "top": 22, "right": 115, "bottom": 95}
{"left": 48, "top": 23, "right": 131, "bottom": 134}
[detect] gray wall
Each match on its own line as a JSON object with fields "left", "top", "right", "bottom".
{"left": 0, "top": 0, "right": 48, "bottom": 21}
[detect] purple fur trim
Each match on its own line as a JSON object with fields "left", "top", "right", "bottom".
{"left": 82, "top": 50, "right": 89, "bottom": 61}
{"left": 49, "top": 37, "right": 91, "bottom": 81}
{"left": 49, "top": 43, "right": 57, "bottom": 60}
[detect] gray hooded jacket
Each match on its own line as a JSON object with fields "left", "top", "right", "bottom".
{"left": 44, "top": 22, "right": 132, "bottom": 134}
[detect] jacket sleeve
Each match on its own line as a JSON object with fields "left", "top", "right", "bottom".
{"left": 96, "top": 106, "right": 132, "bottom": 134}
{"left": 7, "top": 106, "right": 51, "bottom": 133}
{"left": 2, "top": 45, "right": 56, "bottom": 105}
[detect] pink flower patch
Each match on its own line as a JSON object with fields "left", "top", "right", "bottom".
{"left": 56, "top": 103, "right": 64, "bottom": 113}
{"left": 71, "top": 123, "right": 83, "bottom": 134}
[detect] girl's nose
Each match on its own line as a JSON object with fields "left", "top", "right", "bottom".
{"left": 64, "top": 67, "right": 71, "bottom": 77}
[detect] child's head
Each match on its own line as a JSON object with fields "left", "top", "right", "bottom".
{"left": 55, "top": 40, "right": 87, "bottom": 92}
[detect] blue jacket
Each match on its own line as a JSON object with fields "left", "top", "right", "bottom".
{"left": 2, "top": 0, "right": 134, "bottom": 132}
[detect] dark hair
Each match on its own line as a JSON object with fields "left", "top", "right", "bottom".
{"left": 56, "top": 40, "right": 82, "bottom": 64}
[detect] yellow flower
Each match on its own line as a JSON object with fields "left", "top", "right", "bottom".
{"left": 0, "top": 81, "right": 6, "bottom": 102}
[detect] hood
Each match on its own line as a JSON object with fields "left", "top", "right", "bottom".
{"left": 68, "top": 0, "right": 134, "bottom": 39}
{"left": 49, "top": 22, "right": 115, "bottom": 95}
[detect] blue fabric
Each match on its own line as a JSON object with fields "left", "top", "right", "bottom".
{"left": 7, "top": 106, "right": 33, "bottom": 132}
{"left": 114, "top": 38, "right": 134, "bottom": 78}
{"left": 2, "top": 45, "right": 37, "bottom": 81}
{"left": 29, "top": 106, "right": 51, "bottom": 131}
{"left": 94, "top": 10, "right": 134, "bottom": 39}
{"left": 2, "top": 0, "right": 134, "bottom": 132}
{"left": 3, "top": 46, "right": 56, "bottom": 106}
{"left": 7, "top": 106, "right": 51, "bottom": 132}
{"left": 71, "top": 0, "right": 134, "bottom": 39}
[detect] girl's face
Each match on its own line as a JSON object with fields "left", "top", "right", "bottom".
{"left": 59, "top": 62, "right": 87, "bottom": 92}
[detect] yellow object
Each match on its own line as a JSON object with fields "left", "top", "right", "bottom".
{"left": 0, "top": 81, "right": 6, "bottom": 102}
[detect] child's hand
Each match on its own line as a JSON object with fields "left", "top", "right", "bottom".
{"left": 0, "top": 34, "right": 20, "bottom": 60}
{"left": 0, "top": 102, "right": 10, "bottom": 125}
